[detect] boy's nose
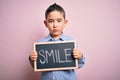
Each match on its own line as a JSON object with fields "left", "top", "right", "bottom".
{"left": 53, "top": 22, "right": 58, "bottom": 28}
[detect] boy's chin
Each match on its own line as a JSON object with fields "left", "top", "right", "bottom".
{"left": 52, "top": 32, "right": 62, "bottom": 35}
{"left": 51, "top": 33, "right": 62, "bottom": 37}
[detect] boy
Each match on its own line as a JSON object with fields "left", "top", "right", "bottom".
{"left": 29, "top": 3, "right": 85, "bottom": 80}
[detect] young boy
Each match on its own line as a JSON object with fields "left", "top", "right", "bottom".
{"left": 29, "top": 3, "right": 85, "bottom": 80}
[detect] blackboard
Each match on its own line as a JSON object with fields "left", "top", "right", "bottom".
{"left": 34, "top": 40, "right": 78, "bottom": 72}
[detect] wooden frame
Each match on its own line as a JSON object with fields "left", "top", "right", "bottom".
{"left": 34, "top": 40, "right": 78, "bottom": 72}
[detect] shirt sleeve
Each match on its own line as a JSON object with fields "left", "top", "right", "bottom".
{"left": 78, "top": 55, "right": 85, "bottom": 68}
{"left": 29, "top": 56, "right": 34, "bottom": 68}
{"left": 75, "top": 42, "right": 85, "bottom": 68}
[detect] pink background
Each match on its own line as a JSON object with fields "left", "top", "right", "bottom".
{"left": 0, "top": 0, "right": 120, "bottom": 80}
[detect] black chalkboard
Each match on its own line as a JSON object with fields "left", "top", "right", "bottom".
{"left": 34, "top": 40, "right": 78, "bottom": 71}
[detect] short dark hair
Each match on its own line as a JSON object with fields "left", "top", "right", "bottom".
{"left": 45, "top": 3, "right": 66, "bottom": 19}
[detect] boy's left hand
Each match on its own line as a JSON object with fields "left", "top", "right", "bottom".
{"left": 73, "top": 49, "right": 83, "bottom": 59}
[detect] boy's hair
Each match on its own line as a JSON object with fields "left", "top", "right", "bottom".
{"left": 45, "top": 3, "right": 66, "bottom": 19}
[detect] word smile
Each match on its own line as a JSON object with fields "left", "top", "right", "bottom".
{"left": 38, "top": 48, "right": 73, "bottom": 64}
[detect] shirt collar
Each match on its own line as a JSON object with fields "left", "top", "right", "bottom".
{"left": 47, "top": 33, "right": 65, "bottom": 41}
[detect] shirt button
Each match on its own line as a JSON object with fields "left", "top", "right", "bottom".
{"left": 53, "top": 77, "right": 56, "bottom": 80}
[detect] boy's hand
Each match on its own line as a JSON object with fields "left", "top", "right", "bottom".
{"left": 73, "top": 49, "right": 83, "bottom": 59}
{"left": 30, "top": 51, "right": 38, "bottom": 61}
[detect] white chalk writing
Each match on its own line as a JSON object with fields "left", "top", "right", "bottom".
{"left": 38, "top": 48, "right": 73, "bottom": 64}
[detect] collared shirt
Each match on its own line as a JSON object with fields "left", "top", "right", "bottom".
{"left": 37, "top": 33, "right": 85, "bottom": 80}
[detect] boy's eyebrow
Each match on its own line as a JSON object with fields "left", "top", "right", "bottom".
{"left": 48, "top": 19, "right": 53, "bottom": 21}
{"left": 57, "top": 18, "right": 62, "bottom": 20}
{"left": 48, "top": 18, "right": 63, "bottom": 21}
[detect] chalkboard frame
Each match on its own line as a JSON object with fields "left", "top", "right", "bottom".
{"left": 33, "top": 40, "right": 78, "bottom": 72}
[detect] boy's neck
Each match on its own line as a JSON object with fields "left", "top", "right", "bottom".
{"left": 50, "top": 33, "right": 62, "bottom": 40}
{"left": 51, "top": 35, "right": 61, "bottom": 40}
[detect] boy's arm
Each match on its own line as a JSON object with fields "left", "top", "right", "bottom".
{"left": 73, "top": 49, "right": 85, "bottom": 68}
{"left": 29, "top": 51, "right": 37, "bottom": 68}
{"left": 29, "top": 56, "right": 34, "bottom": 68}
{"left": 78, "top": 55, "right": 85, "bottom": 68}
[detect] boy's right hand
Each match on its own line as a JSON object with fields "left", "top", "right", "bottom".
{"left": 30, "top": 51, "right": 38, "bottom": 61}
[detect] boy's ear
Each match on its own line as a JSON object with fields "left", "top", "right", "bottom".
{"left": 44, "top": 20, "right": 47, "bottom": 27}
{"left": 64, "top": 19, "right": 68, "bottom": 26}
{"left": 65, "top": 19, "right": 68, "bottom": 24}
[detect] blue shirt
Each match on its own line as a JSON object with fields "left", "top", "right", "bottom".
{"left": 37, "top": 33, "right": 85, "bottom": 80}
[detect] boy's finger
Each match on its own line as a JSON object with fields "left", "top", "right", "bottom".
{"left": 31, "top": 56, "right": 37, "bottom": 61}
{"left": 32, "top": 58, "right": 37, "bottom": 61}
{"left": 31, "top": 51, "right": 37, "bottom": 55}
{"left": 32, "top": 51, "right": 37, "bottom": 54}
{"left": 31, "top": 53, "right": 37, "bottom": 56}
{"left": 73, "top": 48, "right": 75, "bottom": 50}
{"left": 32, "top": 55, "right": 37, "bottom": 57}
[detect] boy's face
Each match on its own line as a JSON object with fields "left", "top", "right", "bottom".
{"left": 44, "top": 10, "right": 67, "bottom": 39}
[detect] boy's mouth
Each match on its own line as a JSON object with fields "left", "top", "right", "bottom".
{"left": 53, "top": 29, "right": 59, "bottom": 32}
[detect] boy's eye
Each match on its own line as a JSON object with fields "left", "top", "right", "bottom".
{"left": 48, "top": 20, "right": 53, "bottom": 23}
{"left": 57, "top": 19, "right": 62, "bottom": 22}
{"left": 48, "top": 21, "right": 53, "bottom": 23}
{"left": 57, "top": 20, "right": 62, "bottom": 22}
{"left": 48, "top": 19, "right": 63, "bottom": 23}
